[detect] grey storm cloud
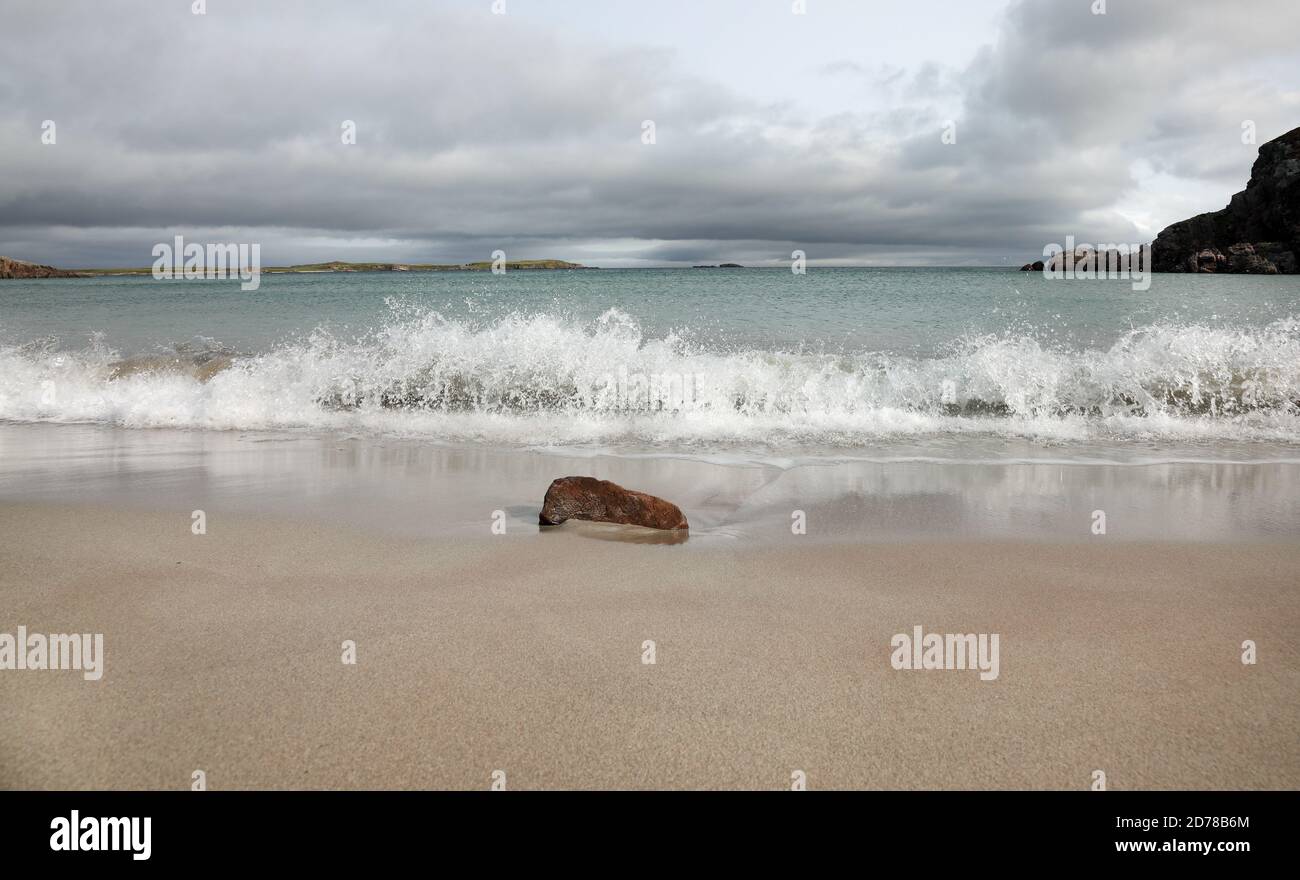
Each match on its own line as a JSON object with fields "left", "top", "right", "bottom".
{"left": 0, "top": 0, "right": 1297, "bottom": 266}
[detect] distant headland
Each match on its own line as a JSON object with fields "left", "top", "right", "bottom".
{"left": 0, "top": 257, "right": 85, "bottom": 279}
{"left": 1021, "top": 124, "right": 1300, "bottom": 274}
{"left": 0, "top": 258, "right": 592, "bottom": 279}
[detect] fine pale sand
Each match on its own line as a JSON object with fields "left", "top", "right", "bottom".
{"left": 1, "top": 502, "right": 1296, "bottom": 790}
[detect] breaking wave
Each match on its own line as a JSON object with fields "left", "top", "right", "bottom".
{"left": 3, "top": 306, "right": 1300, "bottom": 447}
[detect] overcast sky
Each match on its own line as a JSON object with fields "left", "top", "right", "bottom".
{"left": 1, "top": 0, "right": 1297, "bottom": 267}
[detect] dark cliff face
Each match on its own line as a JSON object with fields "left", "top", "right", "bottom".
{"left": 1151, "top": 126, "right": 1300, "bottom": 273}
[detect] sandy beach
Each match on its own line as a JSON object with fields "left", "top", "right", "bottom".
{"left": 7, "top": 5, "right": 1300, "bottom": 863}
{"left": 2, "top": 490, "right": 1296, "bottom": 790}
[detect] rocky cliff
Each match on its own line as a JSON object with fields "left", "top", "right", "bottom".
{"left": 0, "top": 256, "right": 84, "bottom": 279}
{"left": 1150, "top": 126, "right": 1300, "bottom": 273}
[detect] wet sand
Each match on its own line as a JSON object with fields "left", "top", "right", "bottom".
{"left": 1, "top": 422, "right": 1299, "bottom": 545}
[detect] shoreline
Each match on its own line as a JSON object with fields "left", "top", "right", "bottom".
{"left": 1, "top": 421, "right": 1298, "bottom": 544}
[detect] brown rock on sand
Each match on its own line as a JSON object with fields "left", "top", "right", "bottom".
{"left": 539, "top": 476, "right": 689, "bottom": 531}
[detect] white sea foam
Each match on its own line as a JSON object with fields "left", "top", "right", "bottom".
{"left": 2, "top": 308, "right": 1298, "bottom": 447}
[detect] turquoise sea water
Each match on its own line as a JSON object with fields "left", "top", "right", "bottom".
{"left": 2, "top": 268, "right": 1299, "bottom": 457}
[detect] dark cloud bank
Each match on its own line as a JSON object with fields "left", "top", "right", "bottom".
{"left": 0, "top": 0, "right": 1297, "bottom": 267}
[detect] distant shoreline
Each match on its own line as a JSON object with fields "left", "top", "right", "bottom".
{"left": 80, "top": 259, "right": 595, "bottom": 276}
{"left": 3, "top": 261, "right": 1148, "bottom": 278}
{"left": 0, "top": 257, "right": 594, "bottom": 278}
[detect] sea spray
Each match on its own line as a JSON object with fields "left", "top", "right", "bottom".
{"left": 1, "top": 307, "right": 1298, "bottom": 446}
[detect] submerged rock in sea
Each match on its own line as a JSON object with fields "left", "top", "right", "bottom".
{"left": 539, "top": 476, "right": 689, "bottom": 531}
